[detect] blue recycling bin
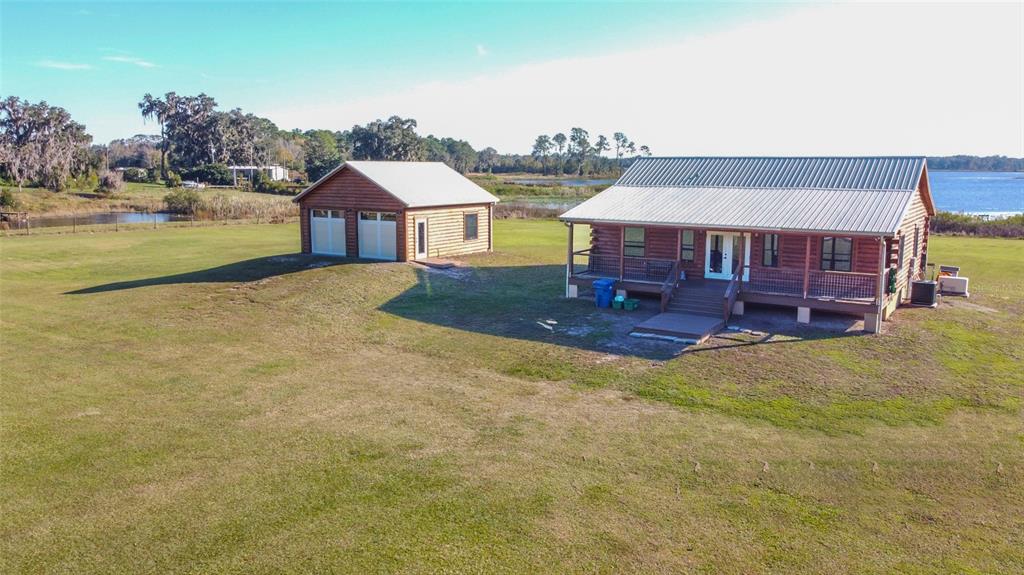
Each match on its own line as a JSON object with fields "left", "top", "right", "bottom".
{"left": 593, "top": 278, "right": 616, "bottom": 308}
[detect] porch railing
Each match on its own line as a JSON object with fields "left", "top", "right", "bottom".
{"left": 571, "top": 249, "right": 675, "bottom": 284}
{"left": 623, "top": 256, "right": 675, "bottom": 283}
{"left": 747, "top": 268, "right": 805, "bottom": 297}
{"left": 807, "top": 270, "right": 878, "bottom": 300}
{"left": 747, "top": 267, "right": 878, "bottom": 301}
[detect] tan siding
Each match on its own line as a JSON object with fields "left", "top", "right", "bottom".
{"left": 405, "top": 204, "right": 491, "bottom": 259}
{"left": 888, "top": 188, "right": 929, "bottom": 303}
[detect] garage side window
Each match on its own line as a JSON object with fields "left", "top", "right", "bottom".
{"left": 464, "top": 213, "right": 479, "bottom": 241}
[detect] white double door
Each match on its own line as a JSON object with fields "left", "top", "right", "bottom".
{"left": 358, "top": 211, "right": 398, "bottom": 260}
{"left": 705, "top": 231, "right": 750, "bottom": 281}
{"left": 310, "top": 209, "right": 345, "bottom": 256}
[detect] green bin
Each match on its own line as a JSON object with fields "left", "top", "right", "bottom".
{"left": 623, "top": 298, "right": 640, "bottom": 311}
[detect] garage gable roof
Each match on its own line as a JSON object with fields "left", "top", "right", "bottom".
{"left": 294, "top": 161, "right": 498, "bottom": 208}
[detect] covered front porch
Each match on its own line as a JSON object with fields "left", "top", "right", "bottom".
{"left": 564, "top": 222, "right": 887, "bottom": 337}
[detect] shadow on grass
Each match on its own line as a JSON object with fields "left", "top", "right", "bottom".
{"left": 381, "top": 265, "right": 870, "bottom": 360}
{"left": 65, "top": 254, "right": 345, "bottom": 294}
{"left": 381, "top": 264, "right": 677, "bottom": 361}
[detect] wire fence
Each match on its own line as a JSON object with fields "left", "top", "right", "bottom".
{"left": 0, "top": 212, "right": 299, "bottom": 237}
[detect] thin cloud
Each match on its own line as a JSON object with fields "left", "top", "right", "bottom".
{"left": 273, "top": 3, "right": 1022, "bottom": 156}
{"left": 103, "top": 55, "right": 157, "bottom": 68}
{"left": 476, "top": 44, "right": 489, "bottom": 57}
{"left": 36, "top": 60, "right": 92, "bottom": 70}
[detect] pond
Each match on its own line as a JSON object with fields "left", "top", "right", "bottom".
{"left": 22, "top": 212, "right": 192, "bottom": 229}
{"left": 507, "top": 177, "right": 615, "bottom": 187}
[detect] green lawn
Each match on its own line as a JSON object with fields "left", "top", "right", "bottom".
{"left": 1, "top": 221, "right": 1021, "bottom": 573}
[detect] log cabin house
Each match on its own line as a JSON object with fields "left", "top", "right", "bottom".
{"left": 293, "top": 161, "right": 498, "bottom": 261}
{"left": 560, "top": 157, "right": 934, "bottom": 339}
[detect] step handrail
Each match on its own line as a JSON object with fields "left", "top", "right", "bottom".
{"left": 723, "top": 264, "right": 748, "bottom": 322}
{"left": 660, "top": 261, "right": 681, "bottom": 312}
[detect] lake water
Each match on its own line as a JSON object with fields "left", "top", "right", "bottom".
{"left": 508, "top": 177, "right": 615, "bottom": 187}
{"left": 507, "top": 170, "right": 1023, "bottom": 217}
{"left": 929, "top": 171, "right": 1023, "bottom": 216}
{"left": 21, "top": 212, "right": 191, "bottom": 229}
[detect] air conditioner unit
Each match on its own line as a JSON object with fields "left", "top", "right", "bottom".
{"left": 938, "top": 275, "right": 969, "bottom": 297}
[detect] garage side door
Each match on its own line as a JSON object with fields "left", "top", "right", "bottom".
{"left": 310, "top": 209, "right": 346, "bottom": 256}
{"left": 358, "top": 212, "right": 397, "bottom": 260}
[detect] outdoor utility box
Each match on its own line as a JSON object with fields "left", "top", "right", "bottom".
{"left": 938, "top": 275, "right": 970, "bottom": 297}
{"left": 910, "top": 280, "right": 938, "bottom": 307}
{"left": 939, "top": 265, "right": 960, "bottom": 277}
{"left": 593, "top": 279, "right": 616, "bottom": 308}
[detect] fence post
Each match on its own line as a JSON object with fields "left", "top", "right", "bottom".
{"left": 115, "top": 212, "right": 118, "bottom": 232}
{"left": 73, "top": 212, "right": 76, "bottom": 234}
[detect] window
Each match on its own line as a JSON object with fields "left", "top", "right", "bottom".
{"left": 380, "top": 212, "right": 397, "bottom": 222}
{"left": 913, "top": 226, "right": 920, "bottom": 257}
{"left": 820, "top": 237, "right": 852, "bottom": 271}
{"left": 464, "top": 213, "right": 479, "bottom": 240}
{"left": 897, "top": 235, "right": 906, "bottom": 269}
{"left": 623, "top": 227, "right": 645, "bottom": 257}
{"left": 312, "top": 209, "right": 328, "bottom": 218}
{"left": 360, "top": 211, "right": 377, "bottom": 221}
{"left": 762, "top": 233, "right": 780, "bottom": 267}
{"left": 680, "top": 230, "right": 695, "bottom": 261}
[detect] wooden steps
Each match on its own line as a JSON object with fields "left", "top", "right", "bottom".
{"left": 633, "top": 279, "right": 729, "bottom": 342}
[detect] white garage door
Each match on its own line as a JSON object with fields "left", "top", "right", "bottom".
{"left": 310, "top": 209, "right": 345, "bottom": 256}
{"left": 358, "top": 211, "right": 398, "bottom": 260}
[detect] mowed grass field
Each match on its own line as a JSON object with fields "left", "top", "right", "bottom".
{"left": 1, "top": 221, "right": 1022, "bottom": 574}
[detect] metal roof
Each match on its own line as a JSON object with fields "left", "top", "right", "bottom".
{"left": 293, "top": 161, "right": 498, "bottom": 207}
{"left": 561, "top": 156, "right": 929, "bottom": 235}
{"left": 560, "top": 186, "right": 914, "bottom": 235}
{"left": 618, "top": 156, "right": 925, "bottom": 191}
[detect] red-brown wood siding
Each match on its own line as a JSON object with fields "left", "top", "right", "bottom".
{"left": 297, "top": 166, "right": 407, "bottom": 260}
{"left": 593, "top": 224, "right": 880, "bottom": 277}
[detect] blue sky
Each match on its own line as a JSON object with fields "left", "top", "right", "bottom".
{"left": 2, "top": 2, "right": 768, "bottom": 140}
{"left": 2, "top": 2, "right": 1022, "bottom": 156}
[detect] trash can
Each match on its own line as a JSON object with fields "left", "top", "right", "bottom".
{"left": 593, "top": 279, "right": 616, "bottom": 308}
{"left": 612, "top": 295, "right": 625, "bottom": 310}
{"left": 910, "top": 280, "right": 938, "bottom": 307}
{"left": 623, "top": 298, "right": 640, "bottom": 311}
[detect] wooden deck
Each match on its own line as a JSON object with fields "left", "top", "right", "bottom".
{"left": 633, "top": 312, "right": 725, "bottom": 343}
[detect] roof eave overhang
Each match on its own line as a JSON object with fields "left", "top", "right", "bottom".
{"left": 557, "top": 216, "right": 893, "bottom": 238}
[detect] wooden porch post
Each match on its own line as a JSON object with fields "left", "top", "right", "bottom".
{"left": 876, "top": 237, "right": 886, "bottom": 307}
{"left": 802, "top": 235, "right": 811, "bottom": 299}
{"left": 565, "top": 222, "right": 574, "bottom": 297}
{"left": 619, "top": 225, "right": 625, "bottom": 280}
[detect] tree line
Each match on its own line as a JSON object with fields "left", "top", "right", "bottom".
{"left": 8, "top": 91, "right": 1020, "bottom": 196}
{"left": 926, "top": 155, "right": 1024, "bottom": 172}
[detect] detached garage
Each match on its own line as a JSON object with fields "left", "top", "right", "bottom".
{"left": 294, "top": 161, "right": 499, "bottom": 261}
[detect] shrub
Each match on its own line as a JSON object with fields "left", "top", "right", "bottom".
{"left": 165, "top": 171, "right": 182, "bottom": 188}
{"left": 95, "top": 170, "right": 126, "bottom": 197}
{"left": 146, "top": 168, "right": 159, "bottom": 183}
{"left": 120, "top": 167, "right": 149, "bottom": 183}
{"left": 180, "top": 164, "right": 232, "bottom": 186}
{"left": 0, "top": 188, "right": 17, "bottom": 210}
{"left": 931, "top": 211, "right": 1024, "bottom": 238}
{"left": 164, "top": 188, "right": 202, "bottom": 214}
